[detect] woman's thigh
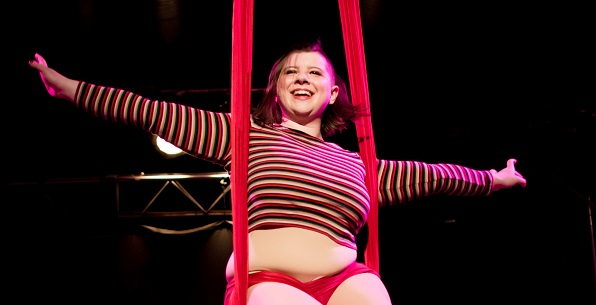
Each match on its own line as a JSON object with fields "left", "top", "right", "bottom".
{"left": 247, "top": 282, "right": 323, "bottom": 305}
{"left": 327, "top": 273, "right": 392, "bottom": 305}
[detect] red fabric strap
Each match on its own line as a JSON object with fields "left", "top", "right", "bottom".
{"left": 338, "top": 0, "right": 380, "bottom": 273}
{"left": 230, "top": 0, "right": 253, "bottom": 304}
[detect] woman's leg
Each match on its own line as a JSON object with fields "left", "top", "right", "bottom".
{"left": 327, "top": 273, "right": 392, "bottom": 305}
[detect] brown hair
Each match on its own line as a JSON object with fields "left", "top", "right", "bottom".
{"left": 252, "top": 39, "right": 368, "bottom": 139}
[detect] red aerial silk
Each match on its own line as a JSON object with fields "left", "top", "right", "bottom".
{"left": 229, "top": 1, "right": 377, "bottom": 303}
{"left": 338, "top": 0, "right": 380, "bottom": 274}
{"left": 230, "top": 0, "right": 253, "bottom": 304}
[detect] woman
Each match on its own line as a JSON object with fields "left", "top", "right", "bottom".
{"left": 29, "top": 40, "right": 527, "bottom": 305}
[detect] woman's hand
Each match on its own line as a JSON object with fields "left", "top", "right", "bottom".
{"left": 490, "top": 158, "right": 527, "bottom": 191}
{"left": 29, "top": 53, "right": 79, "bottom": 102}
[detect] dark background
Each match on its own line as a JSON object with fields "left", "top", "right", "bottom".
{"left": 6, "top": 0, "right": 595, "bottom": 304}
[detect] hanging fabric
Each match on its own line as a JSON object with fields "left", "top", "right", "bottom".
{"left": 338, "top": 0, "right": 380, "bottom": 273}
{"left": 230, "top": 0, "right": 253, "bottom": 304}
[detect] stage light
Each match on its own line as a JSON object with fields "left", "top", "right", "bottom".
{"left": 152, "top": 135, "right": 185, "bottom": 158}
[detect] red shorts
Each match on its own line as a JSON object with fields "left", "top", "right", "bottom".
{"left": 224, "top": 262, "right": 379, "bottom": 305}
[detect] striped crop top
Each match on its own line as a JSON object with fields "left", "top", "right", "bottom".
{"left": 74, "top": 82, "right": 494, "bottom": 249}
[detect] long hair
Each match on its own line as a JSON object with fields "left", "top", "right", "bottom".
{"left": 252, "top": 39, "right": 368, "bottom": 139}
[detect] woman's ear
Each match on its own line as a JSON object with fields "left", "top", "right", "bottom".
{"left": 329, "top": 85, "right": 339, "bottom": 104}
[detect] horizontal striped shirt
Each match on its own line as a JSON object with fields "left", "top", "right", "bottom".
{"left": 75, "top": 82, "right": 493, "bottom": 249}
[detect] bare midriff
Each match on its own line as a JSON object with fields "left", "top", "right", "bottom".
{"left": 225, "top": 227, "right": 357, "bottom": 283}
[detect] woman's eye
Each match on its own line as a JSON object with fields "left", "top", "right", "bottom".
{"left": 310, "top": 71, "right": 321, "bottom": 75}
{"left": 285, "top": 69, "right": 297, "bottom": 74}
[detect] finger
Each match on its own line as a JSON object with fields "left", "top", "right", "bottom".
{"left": 35, "top": 53, "right": 47, "bottom": 66}
{"left": 29, "top": 55, "right": 40, "bottom": 68}
{"left": 507, "top": 158, "right": 517, "bottom": 169}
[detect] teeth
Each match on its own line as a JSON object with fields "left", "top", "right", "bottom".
{"left": 293, "top": 90, "right": 311, "bottom": 96}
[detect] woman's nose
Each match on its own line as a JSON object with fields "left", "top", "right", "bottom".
{"left": 294, "top": 72, "right": 309, "bottom": 83}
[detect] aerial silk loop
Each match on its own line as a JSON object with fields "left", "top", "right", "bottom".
{"left": 230, "top": 1, "right": 378, "bottom": 303}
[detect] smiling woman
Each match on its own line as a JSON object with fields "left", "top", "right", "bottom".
{"left": 29, "top": 35, "right": 527, "bottom": 305}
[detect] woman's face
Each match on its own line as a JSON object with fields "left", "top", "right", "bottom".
{"left": 276, "top": 51, "right": 339, "bottom": 126}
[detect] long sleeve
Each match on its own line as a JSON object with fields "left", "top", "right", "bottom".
{"left": 74, "top": 82, "right": 232, "bottom": 166}
{"left": 377, "top": 159, "right": 493, "bottom": 207}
